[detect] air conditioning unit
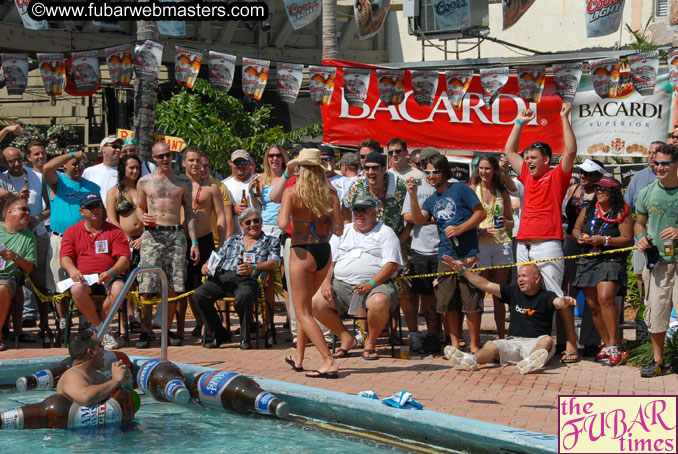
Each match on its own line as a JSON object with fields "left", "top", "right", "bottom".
{"left": 408, "top": 0, "right": 489, "bottom": 39}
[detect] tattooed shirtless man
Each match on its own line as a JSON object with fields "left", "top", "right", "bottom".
{"left": 134, "top": 142, "right": 199, "bottom": 349}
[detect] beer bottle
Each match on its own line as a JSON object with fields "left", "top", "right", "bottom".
{"left": 0, "top": 388, "right": 135, "bottom": 429}
{"left": 189, "top": 370, "right": 289, "bottom": 419}
{"left": 136, "top": 359, "right": 190, "bottom": 404}
{"left": 16, "top": 350, "right": 131, "bottom": 392}
{"left": 240, "top": 189, "right": 248, "bottom": 206}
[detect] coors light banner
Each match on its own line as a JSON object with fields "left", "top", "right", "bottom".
{"left": 571, "top": 72, "right": 670, "bottom": 158}
{"left": 322, "top": 67, "right": 566, "bottom": 152}
{"left": 283, "top": 0, "right": 321, "bottom": 30}
{"left": 431, "top": 0, "right": 470, "bottom": 32}
{"left": 585, "top": 0, "right": 625, "bottom": 38}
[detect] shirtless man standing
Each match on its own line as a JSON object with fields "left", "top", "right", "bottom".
{"left": 134, "top": 142, "right": 199, "bottom": 349}
{"left": 170, "top": 146, "right": 227, "bottom": 345}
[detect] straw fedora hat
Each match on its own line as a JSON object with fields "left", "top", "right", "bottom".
{"left": 286, "top": 148, "right": 331, "bottom": 172}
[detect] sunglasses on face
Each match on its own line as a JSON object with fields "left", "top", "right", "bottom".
{"left": 668, "top": 134, "right": 677, "bottom": 139}
{"left": 360, "top": 154, "right": 370, "bottom": 161}
{"left": 84, "top": 202, "right": 102, "bottom": 210}
{"left": 424, "top": 169, "right": 441, "bottom": 176}
{"left": 387, "top": 149, "right": 404, "bottom": 156}
{"left": 233, "top": 160, "right": 249, "bottom": 166}
{"left": 268, "top": 154, "right": 283, "bottom": 159}
{"left": 353, "top": 207, "right": 370, "bottom": 214}
{"left": 581, "top": 171, "right": 600, "bottom": 177}
{"left": 321, "top": 156, "right": 333, "bottom": 162}
{"left": 154, "top": 152, "right": 172, "bottom": 160}
{"left": 11, "top": 206, "right": 30, "bottom": 213}
{"left": 5, "top": 158, "right": 22, "bottom": 164}
{"left": 654, "top": 160, "right": 676, "bottom": 167}
{"left": 594, "top": 187, "right": 612, "bottom": 192}
{"left": 364, "top": 165, "right": 381, "bottom": 172}
{"left": 108, "top": 144, "right": 122, "bottom": 150}
{"left": 243, "top": 217, "right": 261, "bottom": 226}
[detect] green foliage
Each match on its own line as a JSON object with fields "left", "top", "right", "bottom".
{"left": 626, "top": 332, "right": 678, "bottom": 373}
{"left": 625, "top": 253, "right": 641, "bottom": 309}
{"left": 10, "top": 124, "right": 78, "bottom": 157}
{"left": 154, "top": 78, "right": 322, "bottom": 176}
{"left": 625, "top": 17, "right": 668, "bottom": 61}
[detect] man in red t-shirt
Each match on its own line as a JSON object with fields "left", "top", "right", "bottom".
{"left": 504, "top": 102, "right": 579, "bottom": 362}
{"left": 60, "top": 193, "right": 131, "bottom": 348}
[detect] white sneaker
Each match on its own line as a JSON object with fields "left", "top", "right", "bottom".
{"left": 102, "top": 333, "right": 122, "bottom": 350}
{"left": 444, "top": 346, "right": 477, "bottom": 371}
{"left": 516, "top": 349, "right": 549, "bottom": 375}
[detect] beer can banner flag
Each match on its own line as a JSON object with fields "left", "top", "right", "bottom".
{"left": 242, "top": 58, "right": 270, "bottom": 100}
{"left": 134, "top": 40, "right": 164, "bottom": 81}
{"left": 283, "top": 0, "right": 321, "bottom": 30}
{"left": 1, "top": 54, "right": 29, "bottom": 96}
{"left": 208, "top": 51, "right": 236, "bottom": 93}
{"left": 480, "top": 67, "right": 509, "bottom": 107}
{"left": 431, "top": 0, "right": 470, "bottom": 32}
{"left": 410, "top": 70, "right": 439, "bottom": 107}
{"left": 37, "top": 53, "right": 66, "bottom": 96}
{"left": 309, "top": 66, "right": 336, "bottom": 106}
{"left": 376, "top": 69, "right": 405, "bottom": 106}
{"left": 14, "top": 0, "right": 47, "bottom": 30}
{"left": 589, "top": 57, "right": 620, "bottom": 99}
{"left": 70, "top": 51, "right": 100, "bottom": 94}
{"left": 585, "top": 0, "right": 625, "bottom": 38}
{"left": 343, "top": 68, "right": 371, "bottom": 107}
{"left": 503, "top": 0, "right": 536, "bottom": 30}
{"left": 629, "top": 51, "right": 659, "bottom": 97}
{"left": 105, "top": 45, "right": 134, "bottom": 87}
{"left": 276, "top": 63, "right": 304, "bottom": 104}
{"left": 553, "top": 63, "right": 583, "bottom": 103}
{"left": 175, "top": 46, "right": 202, "bottom": 89}
{"left": 354, "top": 0, "right": 391, "bottom": 40}
{"left": 445, "top": 70, "right": 473, "bottom": 109}
{"left": 571, "top": 72, "right": 670, "bottom": 157}
{"left": 517, "top": 66, "right": 546, "bottom": 103}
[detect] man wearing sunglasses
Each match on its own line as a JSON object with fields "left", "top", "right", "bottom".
{"left": 387, "top": 138, "right": 424, "bottom": 182}
{"left": 222, "top": 149, "right": 254, "bottom": 234}
{"left": 83, "top": 136, "right": 123, "bottom": 210}
{"left": 135, "top": 142, "right": 200, "bottom": 348}
{"left": 634, "top": 144, "right": 678, "bottom": 377}
{"left": 44, "top": 146, "right": 100, "bottom": 323}
{"left": 504, "top": 103, "right": 579, "bottom": 363}
{"left": 320, "top": 146, "right": 348, "bottom": 202}
{"left": 357, "top": 138, "right": 382, "bottom": 171}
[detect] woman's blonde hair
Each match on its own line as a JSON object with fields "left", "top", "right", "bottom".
{"left": 295, "top": 165, "right": 333, "bottom": 218}
{"left": 262, "top": 144, "right": 288, "bottom": 186}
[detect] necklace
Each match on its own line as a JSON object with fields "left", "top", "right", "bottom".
{"left": 596, "top": 202, "right": 628, "bottom": 223}
{"left": 366, "top": 173, "right": 388, "bottom": 218}
{"left": 192, "top": 175, "right": 205, "bottom": 211}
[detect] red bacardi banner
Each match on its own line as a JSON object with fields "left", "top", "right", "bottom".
{"left": 322, "top": 67, "right": 566, "bottom": 153}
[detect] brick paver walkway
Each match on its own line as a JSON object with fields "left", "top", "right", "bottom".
{"left": 2, "top": 299, "right": 675, "bottom": 436}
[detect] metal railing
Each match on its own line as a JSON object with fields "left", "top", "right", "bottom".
{"left": 96, "top": 266, "right": 169, "bottom": 360}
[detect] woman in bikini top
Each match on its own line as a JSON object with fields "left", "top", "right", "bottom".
{"left": 278, "top": 148, "right": 343, "bottom": 379}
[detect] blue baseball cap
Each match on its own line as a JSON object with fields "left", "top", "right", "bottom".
{"left": 80, "top": 193, "right": 102, "bottom": 207}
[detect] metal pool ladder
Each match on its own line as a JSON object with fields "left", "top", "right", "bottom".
{"left": 96, "top": 266, "right": 170, "bottom": 360}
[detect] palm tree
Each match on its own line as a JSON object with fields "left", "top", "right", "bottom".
{"left": 322, "top": 0, "right": 338, "bottom": 60}
{"left": 133, "top": 20, "right": 160, "bottom": 161}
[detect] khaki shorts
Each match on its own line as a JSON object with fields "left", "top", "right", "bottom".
{"left": 434, "top": 259, "right": 483, "bottom": 313}
{"left": 49, "top": 233, "right": 69, "bottom": 292}
{"left": 643, "top": 261, "right": 678, "bottom": 333}
{"left": 398, "top": 242, "right": 412, "bottom": 298}
{"left": 0, "top": 275, "right": 18, "bottom": 297}
{"left": 137, "top": 229, "right": 187, "bottom": 294}
{"left": 332, "top": 278, "right": 399, "bottom": 315}
{"left": 492, "top": 335, "right": 555, "bottom": 365}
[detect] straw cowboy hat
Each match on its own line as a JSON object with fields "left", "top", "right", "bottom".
{"left": 286, "top": 148, "right": 331, "bottom": 172}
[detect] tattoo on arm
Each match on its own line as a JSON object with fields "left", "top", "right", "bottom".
{"left": 183, "top": 179, "right": 198, "bottom": 241}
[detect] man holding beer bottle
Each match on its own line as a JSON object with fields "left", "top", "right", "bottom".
{"left": 222, "top": 149, "right": 253, "bottom": 234}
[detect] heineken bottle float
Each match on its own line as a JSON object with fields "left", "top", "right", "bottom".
{"left": 189, "top": 370, "right": 289, "bottom": 419}
{"left": 136, "top": 359, "right": 190, "bottom": 404}
{"left": 16, "top": 351, "right": 132, "bottom": 392}
{"left": 0, "top": 388, "right": 136, "bottom": 430}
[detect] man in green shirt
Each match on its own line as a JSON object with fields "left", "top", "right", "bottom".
{"left": 634, "top": 144, "right": 678, "bottom": 377}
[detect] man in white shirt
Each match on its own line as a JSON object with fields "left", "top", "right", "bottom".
{"left": 321, "top": 146, "right": 347, "bottom": 201}
{"left": 221, "top": 149, "right": 253, "bottom": 234}
{"left": 82, "top": 136, "right": 123, "bottom": 209}
{"left": 387, "top": 138, "right": 425, "bottom": 182}
{"left": 312, "top": 195, "right": 403, "bottom": 360}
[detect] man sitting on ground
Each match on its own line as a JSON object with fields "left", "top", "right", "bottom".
{"left": 442, "top": 257, "right": 576, "bottom": 374}
{"left": 60, "top": 193, "right": 130, "bottom": 349}
{"left": 57, "top": 328, "right": 132, "bottom": 407}
{"left": 312, "top": 195, "right": 403, "bottom": 360}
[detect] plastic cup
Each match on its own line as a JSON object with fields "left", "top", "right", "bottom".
{"left": 400, "top": 345, "right": 409, "bottom": 360}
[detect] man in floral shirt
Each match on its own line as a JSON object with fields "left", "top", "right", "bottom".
{"left": 342, "top": 152, "right": 407, "bottom": 238}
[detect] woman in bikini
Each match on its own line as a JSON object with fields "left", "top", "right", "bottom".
{"left": 278, "top": 149, "right": 343, "bottom": 378}
{"left": 106, "top": 154, "right": 143, "bottom": 336}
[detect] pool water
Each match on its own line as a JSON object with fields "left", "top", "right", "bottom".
{"left": 0, "top": 390, "right": 421, "bottom": 454}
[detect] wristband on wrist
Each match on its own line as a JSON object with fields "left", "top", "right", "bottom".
{"left": 70, "top": 151, "right": 76, "bottom": 159}
{"left": 459, "top": 267, "right": 467, "bottom": 275}
{"left": 368, "top": 279, "right": 376, "bottom": 288}
{"left": 252, "top": 263, "right": 257, "bottom": 272}
{"left": 515, "top": 119, "right": 526, "bottom": 126}
{"left": 604, "top": 236, "right": 611, "bottom": 247}
{"left": 283, "top": 171, "right": 290, "bottom": 180}
{"left": 191, "top": 241, "right": 199, "bottom": 246}
{"left": 107, "top": 269, "right": 115, "bottom": 279}
{"left": 636, "top": 233, "right": 646, "bottom": 241}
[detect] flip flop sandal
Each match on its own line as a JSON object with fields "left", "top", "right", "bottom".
{"left": 362, "top": 349, "right": 379, "bottom": 361}
{"left": 305, "top": 370, "right": 339, "bottom": 379}
{"left": 333, "top": 348, "right": 354, "bottom": 359}
{"left": 561, "top": 351, "right": 580, "bottom": 364}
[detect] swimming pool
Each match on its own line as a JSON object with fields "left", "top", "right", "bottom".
{"left": 0, "top": 356, "right": 558, "bottom": 454}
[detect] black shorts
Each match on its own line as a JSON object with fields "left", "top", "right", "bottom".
{"left": 185, "top": 233, "right": 215, "bottom": 288}
{"left": 409, "top": 251, "right": 438, "bottom": 295}
{"left": 89, "top": 275, "right": 126, "bottom": 296}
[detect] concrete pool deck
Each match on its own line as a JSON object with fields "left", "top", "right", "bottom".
{"left": 1, "top": 298, "right": 674, "bottom": 437}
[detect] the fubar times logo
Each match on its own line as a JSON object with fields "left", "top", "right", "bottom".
{"left": 559, "top": 395, "right": 677, "bottom": 454}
